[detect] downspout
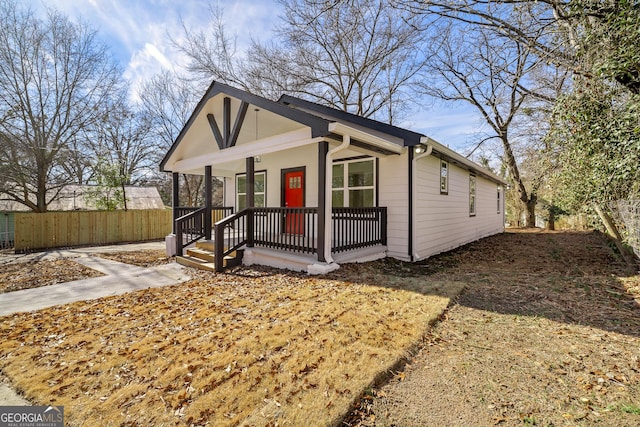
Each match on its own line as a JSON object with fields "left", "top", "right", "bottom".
{"left": 410, "top": 139, "right": 433, "bottom": 261}
{"left": 323, "top": 135, "right": 351, "bottom": 264}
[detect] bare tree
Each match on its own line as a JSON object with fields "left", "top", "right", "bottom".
{"left": 60, "top": 135, "right": 95, "bottom": 185}
{"left": 177, "top": 0, "right": 428, "bottom": 124}
{"left": 421, "top": 22, "right": 547, "bottom": 226}
{"left": 0, "top": 0, "right": 121, "bottom": 212}
{"left": 92, "top": 101, "right": 155, "bottom": 184}
{"left": 85, "top": 98, "right": 155, "bottom": 209}
{"left": 396, "top": 0, "right": 639, "bottom": 94}
{"left": 138, "top": 71, "right": 207, "bottom": 206}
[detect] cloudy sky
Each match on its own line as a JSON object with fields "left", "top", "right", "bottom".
{"left": 28, "top": 0, "right": 486, "bottom": 151}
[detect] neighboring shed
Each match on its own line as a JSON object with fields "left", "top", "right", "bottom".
{"left": 0, "top": 211, "right": 14, "bottom": 249}
{"left": 0, "top": 185, "right": 165, "bottom": 212}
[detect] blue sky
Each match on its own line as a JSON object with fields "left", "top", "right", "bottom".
{"left": 29, "top": 0, "right": 486, "bottom": 152}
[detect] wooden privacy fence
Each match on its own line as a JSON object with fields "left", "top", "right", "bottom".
{"left": 14, "top": 210, "right": 172, "bottom": 251}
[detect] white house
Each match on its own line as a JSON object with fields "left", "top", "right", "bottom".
{"left": 160, "top": 82, "right": 507, "bottom": 274}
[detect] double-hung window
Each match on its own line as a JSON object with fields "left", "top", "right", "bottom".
{"left": 440, "top": 160, "right": 449, "bottom": 194}
{"left": 469, "top": 174, "right": 476, "bottom": 216}
{"left": 332, "top": 158, "right": 375, "bottom": 207}
{"left": 236, "top": 171, "right": 266, "bottom": 210}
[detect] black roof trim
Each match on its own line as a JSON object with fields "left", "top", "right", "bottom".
{"left": 160, "top": 82, "right": 334, "bottom": 172}
{"left": 278, "top": 94, "right": 425, "bottom": 147}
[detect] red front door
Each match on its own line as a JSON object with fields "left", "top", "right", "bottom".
{"left": 284, "top": 169, "right": 304, "bottom": 234}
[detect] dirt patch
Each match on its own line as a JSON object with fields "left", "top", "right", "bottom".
{"left": 344, "top": 229, "right": 640, "bottom": 426}
{"left": 0, "top": 268, "right": 461, "bottom": 426}
{"left": 0, "top": 259, "right": 104, "bottom": 293}
{"left": 94, "top": 249, "right": 173, "bottom": 267}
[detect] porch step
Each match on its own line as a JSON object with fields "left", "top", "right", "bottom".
{"left": 176, "top": 254, "right": 217, "bottom": 272}
{"left": 186, "top": 247, "right": 216, "bottom": 263}
{"left": 195, "top": 240, "right": 216, "bottom": 252}
{"left": 177, "top": 241, "right": 242, "bottom": 272}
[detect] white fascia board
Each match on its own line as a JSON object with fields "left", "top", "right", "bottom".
{"left": 171, "top": 128, "right": 315, "bottom": 172}
{"left": 329, "top": 122, "right": 404, "bottom": 155}
{"left": 421, "top": 136, "right": 509, "bottom": 186}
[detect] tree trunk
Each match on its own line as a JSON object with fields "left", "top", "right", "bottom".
{"left": 525, "top": 196, "right": 537, "bottom": 228}
{"left": 594, "top": 203, "right": 623, "bottom": 241}
{"left": 122, "top": 183, "right": 128, "bottom": 211}
{"left": 36, "top": 166, "right": 47, "bottom": 213}
{"left": 502, "top": 134, "right": 537, "bottom": 227}
{"left": 182, "top": 173, "right": 194, "bottom": 206}
{"left": 548, "top": 206, "right": 556, "bottom": 230}
{"left": 593, "top": 203, "right": 636, "bottom": 264}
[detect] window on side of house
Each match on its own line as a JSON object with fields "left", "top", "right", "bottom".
{"left": 236, "top": 171, "right": 266, "bottom": 211}
{"left": 440, "top": 160, "right": 449, "bottom": 194}
{"left": 497, "top": 186, "right": 501, "bottom": 214}
{"left": 332, "top": 158, "right": 375, "bottom": 207}
{"left": 469, "top": 174, "right": 476, "bottom": 216}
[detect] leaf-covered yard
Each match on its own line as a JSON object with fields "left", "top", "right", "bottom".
{"left": 0, "top": 259, "right": 103, "bottom": 293}
{"left": 1, "top": 230, "right": 639, "bottom": 426}
{"left": 348, "top": 229, "right": 640, "bottom": 426}
{"left": 0, "top": 266, "right": 461, "bottom": 426}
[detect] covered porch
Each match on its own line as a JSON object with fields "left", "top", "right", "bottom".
{"left": 173, "top": 203, "right": 387, "bottom": 272}
{"left": 161, "top": 82, "right": 404, "bottom": 273}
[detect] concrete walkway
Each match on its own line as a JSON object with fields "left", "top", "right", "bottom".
{"left": 0, "top": 259, "right": 190, "bottom": 317}
{"left": 0, "top": 242, "right": 190, "bottom": 317}
{"left": 0, "top": 241, "right": 192, "bottom": 405}
{"left": 0, "top": 241, "right": 167, "bottom": 265}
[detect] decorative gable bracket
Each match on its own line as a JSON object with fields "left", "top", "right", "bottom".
{"left": 207, "top": 97, "right": 249, "bottom": 150}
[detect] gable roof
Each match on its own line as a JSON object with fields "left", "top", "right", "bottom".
{"left": 159, "top": 81, "right": 334, "bottom": 172}
{"left": 278, "top": 94, "right": 424, "bottom": 147}
{"left": 159, "top": 81, "right": 507, "bottom": 185}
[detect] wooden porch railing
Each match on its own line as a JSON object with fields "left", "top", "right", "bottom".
{"left": 175, "top": 207, "right": 206, "bottom": 256}
{"left": 175, "top": 206, "right": 234, "bottom": 255}
{"left": 189, "top": 206, "right": 387, "bottom": 271}
{"left": 175, "top": 206, "right": 234, "bottom": 223}
{"left": 331, "top": 207, "right": 387, "bottom": 253}
{"left": 214, "top": 209, "right": 248, "bottom": 272}
{"left": 253, "top": 207, "right": 319, "bottom": 254}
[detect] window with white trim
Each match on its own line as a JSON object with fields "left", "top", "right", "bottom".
{"left": 236, "top": 171, "right": 266, "bottom": 210}
{"left": 469, "top": 174, "right": 476, "bottom": 216}
{"left": 497, "top": 186, "right": 501, "bottom": 214}
{"left": 332, "top": 158, "right": 375, "bottom": 207}
{"left": 440, "top": 160, "right": 449, "bottom": 194}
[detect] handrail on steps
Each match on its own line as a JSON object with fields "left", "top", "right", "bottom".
{"left": 175, "top": 207, "right": 206, "bottom": 256}
{"left": 214, "top": 209, "right": 249, "bottom": 272}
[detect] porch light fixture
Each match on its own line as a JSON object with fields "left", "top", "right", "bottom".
{"left": 254, "top": 155, "right": 261, "bottom": 163}
{"left": 414, "top": 143, "right": 428, "bottom": 154}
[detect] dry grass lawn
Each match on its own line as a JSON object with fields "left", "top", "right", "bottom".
{"left": 0, "top": 268, "right": 462, "bottom": 426}
{"left": 346, "top": 229, "right": 640, "bottom": 426}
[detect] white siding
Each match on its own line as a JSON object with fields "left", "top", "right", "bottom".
{"left": 220, "top": 144, "right": 503, "bottom": 263}
{"left": 413, "top": 155, "right": 504, "bottom": 260}
{"left": 222, "top": 144, "right": 320, "bottom": 210}
{"left": 378, "top": 153, "right": 410, "bottom": 260}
